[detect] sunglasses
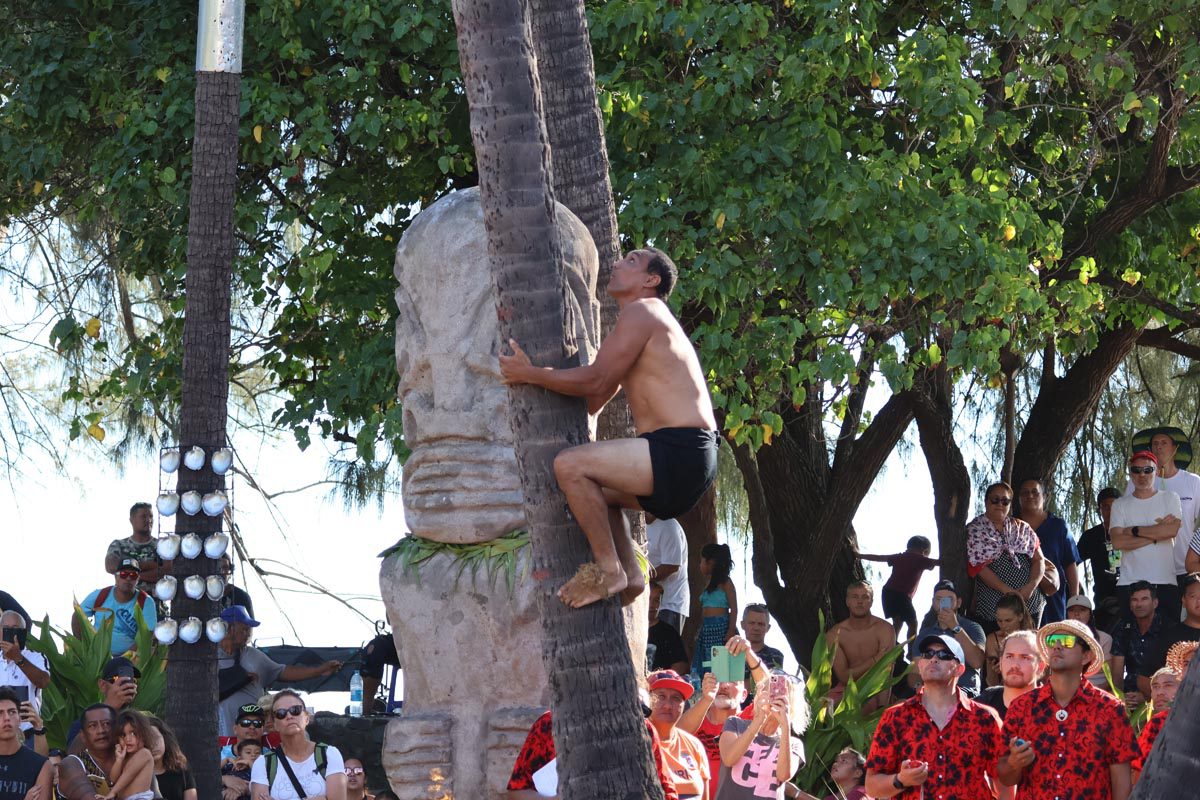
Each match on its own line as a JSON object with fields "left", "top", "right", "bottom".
{"left": 345, "top": 768, "right": 364, "bottom": 776}
{"left": 988, "top": 497, "right": 1012, "bottom": 506}
{"left": 919, "top": 649, "right": 958, "bottom": 662}
{"left": 1129, "top": 466, "right": 1156, "bottom": 475}
{"left": 273, "top": 705, "right": 305, "bottom": 720}
{"left": 117, "top": 571, "right": 140, "bottom": 580}
{"left": 237, "top": 719, "right": 263, "bottom": 728}
{"left": 1045, "top": 633, "right": 1078, "bottom": 649}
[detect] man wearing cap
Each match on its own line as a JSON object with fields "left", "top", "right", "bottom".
{"left": 1136, "top": 571, "right": 1200, "bottom": 695}
{"left": 866, "top": 633, "right": 1006, "bottom": 800}
{"left": 74, "top": 558, "right": 157, "bottom": 656}
{"left": 999, "top": 619, "right": 1137, "bottom": 800}
{"left": 1110, "top": 450, "right": 1183, "bottom": 623}
{"left": 909, "top": 580, "right": 986, "bottom": 696}
{"left": 976, "top": 630, "right": 1043, "bottom": 721}
{"left": 219, "top": 703, "right": 268, "bottom": 759}
{"left": 1126, "top": 427, "right": 1200, "bottom": 583}
{"left": 1076, "top": 488, "right": 1122, "bottom": 631}
{"left": 216, "top": 605, "right": 342, "bottom": 736}
{"left": 648, "top": 669, "right": 711, "bottom": 799}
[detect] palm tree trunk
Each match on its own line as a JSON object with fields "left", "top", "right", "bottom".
{"left": 1130, "top": 659, "right": 1200, "bottom": 797}
{"left": 527, "top": 0, "right": 651, "bottom": 674}
{"left": 450, "top": 1, "right": 662, "bottom": 797}
{"left": 166, "top": 2, "right": 243, "bottom": 797}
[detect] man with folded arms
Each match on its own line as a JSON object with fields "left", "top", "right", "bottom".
{"left": 1111, "top": 450, "right": 1183, "bottom": 623}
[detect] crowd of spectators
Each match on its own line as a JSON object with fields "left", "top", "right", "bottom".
{"left": 0, "top": 501, "right": 379, "bottom": 800}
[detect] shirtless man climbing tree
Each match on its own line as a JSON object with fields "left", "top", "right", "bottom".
{"left": 499, "top": 248, "right": 719, "bottom": 608}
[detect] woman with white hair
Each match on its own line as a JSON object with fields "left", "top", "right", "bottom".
{"left": 714, "top": 671, "right": 807, "bottom": 799}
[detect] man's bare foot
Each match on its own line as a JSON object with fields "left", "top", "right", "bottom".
{"left": 620, "top": 567, "right": 645, "bottom": 607}
{"left": 558, "top": 562, "right": 627, "bottom": 608}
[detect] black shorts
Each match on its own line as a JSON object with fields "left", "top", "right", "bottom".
{"left": 636, "top": 428, "right": 719, "bottom": 520}
{"left": 881, "top": 586, "right": 915, "bottom": 623}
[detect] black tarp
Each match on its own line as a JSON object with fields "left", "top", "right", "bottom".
{"left": 260, "top": 645, "right": 365, "bottom": 694}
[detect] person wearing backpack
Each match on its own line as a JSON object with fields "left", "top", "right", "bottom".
{"left": 74, "top": 559, "right": 158, "bottom": 656}
{"left": 250, "top": 690, "right": 346, "bottom": 800}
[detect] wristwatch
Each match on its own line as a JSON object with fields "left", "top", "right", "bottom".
{"left": 1132, "top": 526, "right": 1141, "bottom": 538}
{"left": 893, "top": 775, "right": 906, "bottom": 790}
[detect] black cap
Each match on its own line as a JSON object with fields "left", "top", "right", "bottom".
{"left": 237, "top": 704, "right": 264, "bottom": 718}
{"left": 101, "top": 656, "right": 142, "bottom": 681}
{"left": 117, "top": 558, "right": 141, "bottom": 573}
{"left": 933, "top": 579, "right": 958, "bottom": 595}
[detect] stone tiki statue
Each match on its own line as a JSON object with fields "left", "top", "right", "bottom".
{"left": 381, "top": 187, "right": 600, "bottom": 799}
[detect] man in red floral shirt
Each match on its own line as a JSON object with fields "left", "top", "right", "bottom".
{"left": 506, "top": 704, "right": 679, "bottom": 800}
{"left": 865, "top": 633, "right": 1005, "bottom": 800}
{"left": 1000, "top": 619, "right": 1138, "bottom": 800}
{"left": 1133, "top": 666, "right": 1180, "bottom": 781}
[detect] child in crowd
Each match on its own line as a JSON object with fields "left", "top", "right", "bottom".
{"left": 693, "top": 543, "right": 738, "bottom": 676}
{"left": 858, "top": 536, "right": 939, "bottom": 641}
{"left": 105, "top": 710, "right": 156, "bottom": 800}
{"left": 794, "top": 747, "right": 868, "bottom": 800}
{"left": 1133, "top": 667, "right": 1181, "bottom": 781}
{"left": 221, "top": 739, "right": 261, "bottom": 800}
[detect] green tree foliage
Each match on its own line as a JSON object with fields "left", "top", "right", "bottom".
{"left": 3, "top": 0, "right": 1199, "bottom": 481}
{"left": 595, "top": 0, "right": 1200, "bottom": 450}
{"left": 0, "top": 0, "right": 474, "bottom": 486}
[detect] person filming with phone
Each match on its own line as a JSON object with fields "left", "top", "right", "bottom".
{"left": 910, "top": 581, "right": 986, "bottom": 696}
{"left": 0, "top": 609, "right": 50, "bottom": 749}
{"left": 713, "top": 671, "right": 806, "bottom": 800}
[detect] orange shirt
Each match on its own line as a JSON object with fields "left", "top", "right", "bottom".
{"left": 659, "top": 726, "right": 711, "bottom": 799}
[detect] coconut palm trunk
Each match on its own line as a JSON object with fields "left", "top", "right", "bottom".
{"left": 527, "top": 0, "right": 653, "bottom": 673}
{"left": 1131, "top": 659, "right": 1200, "bottom": 797}
{"left": 450, "top": 1, "right": 662, "bottom": 797}
{"left": 165, "top": 2, "right": 243, "bottom": 796}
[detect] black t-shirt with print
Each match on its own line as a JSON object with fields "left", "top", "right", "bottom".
{"left": 0, "top": 745, "right": 46, "bottom": 800}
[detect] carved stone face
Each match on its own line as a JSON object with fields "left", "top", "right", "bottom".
{"left": 394, "top": 188, "right": 598, "bottom": 543}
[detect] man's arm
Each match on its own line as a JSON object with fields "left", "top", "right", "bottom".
{"left": 678, "top": 673, "right": 716, "bottom": 734}
{"left": 1109, "top": 527, "right": 1153, "bottom": 551}
{"left": 104, "top": 547, "right": 121, "bottom": 575}
{"left": 857, "top": 553, "right": 895, "bottom": 563}
{"left": 136, "top": 557, "right": 164, "bottom": 583}
{"left": 649, "top": 564, "right": 679, "bottom": 582}
{"left": 955, "top": 626, "right": 985, "bottom": 671}
{"left": 1110, "top": 763, "right": 1132, "bottom": 800}
{"left": 827, "top": 628, "right": 850, "bottom": 684}
{"left": 57, "top": 757, "right": 102, "bottom": 800}
{"left": 499, "top": 302, "right": 654, "bottom": 400}
{"left": 1065, "top": 561, "right": 1080, "bottom": 599}
{"left": 1113, "top": 516, "right": 1181, "bottom": 547}
{"left": 278, "top": 660, "right": 342, "bottom": 682}
{"left": 1110, "top": 655, "right": 1125, "bottom": 688}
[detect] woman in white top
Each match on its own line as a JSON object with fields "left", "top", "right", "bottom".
{"left": 251, "top": 690, "right": 347, "bottom": 800}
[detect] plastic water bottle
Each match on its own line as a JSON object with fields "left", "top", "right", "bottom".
{"left": 349, "top": 670, "right": 363, "bottom": 717}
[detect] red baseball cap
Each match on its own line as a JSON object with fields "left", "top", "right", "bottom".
{"left": 647, "top": 669, "right": 694, "bottom": 700}
{"left": 1129, "top": 450, "right": 1159, "bottom": 465}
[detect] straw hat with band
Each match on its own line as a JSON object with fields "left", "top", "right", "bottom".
{"left": 1131, "top": 426, "right": 1192, "bottom": 470}
{"left": 1037, "top": 619, "right": 1104, "bottom": 677}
